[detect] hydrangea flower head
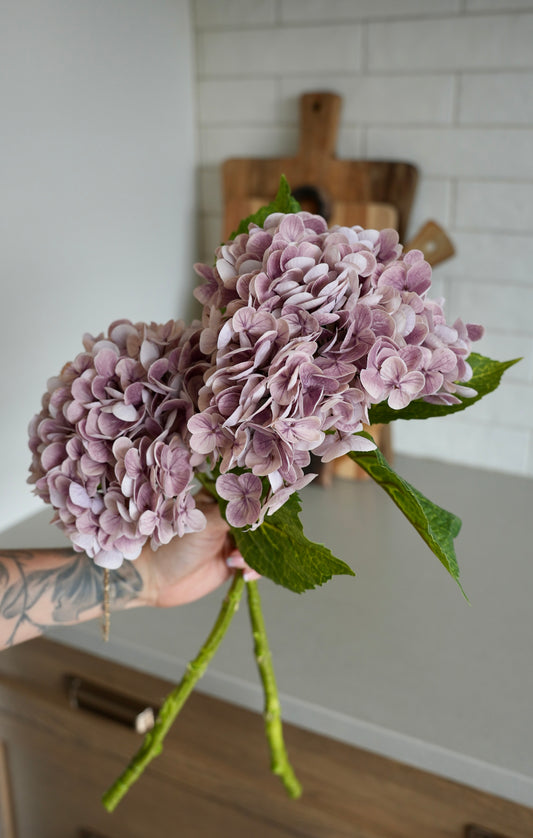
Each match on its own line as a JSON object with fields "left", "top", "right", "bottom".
{"left": 28, "top": 319, "right": 210, "bottom": 568}
{"left": 191, "top": 212, "right": 483, "bottom": 527}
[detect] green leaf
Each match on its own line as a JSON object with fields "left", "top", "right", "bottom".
{"left": 368, "top": 353, "right": 520, "bottom": 425}
{"left": 230, "top": 493, "right": 355, "bottom": 594}
{"left": 229, "top": 175, "right": 301, "bottom": 240}
{"left": 348, "top": 444, "right": 466, "bottom": 596}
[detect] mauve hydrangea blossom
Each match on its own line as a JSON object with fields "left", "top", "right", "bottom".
{"left": 28, "top": 319, "right": 210, "bottom": 568}
{"left": 216, "top": 472, "right": 263, "bottom": 528}
{"left": 191, "top": 213, "right": 483, "bottom": 527}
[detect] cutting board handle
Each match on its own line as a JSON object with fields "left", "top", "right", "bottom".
{"left": 405, "top": 220, "right": 455, "bottom": 267}
{"left": 298, "top": 92, "right": 342, "bottom": 161}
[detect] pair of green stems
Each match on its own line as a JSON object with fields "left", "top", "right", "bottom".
{"left": 102, "top": 573, "right": 302, "bottom": 812}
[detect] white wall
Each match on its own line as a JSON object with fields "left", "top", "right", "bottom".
{"left": 193, "top": 0, "right": 533, "bottom": 477}
{"left": 0, "top": 0, "right": 197, "bottom": 531}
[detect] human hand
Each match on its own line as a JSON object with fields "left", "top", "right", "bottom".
{"left": 136, "top": 492, "right": 260, "bottom": 609}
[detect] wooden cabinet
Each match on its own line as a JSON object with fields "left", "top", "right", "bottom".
{"left": 0, "top": 638, "right": 532, "bottom": 838}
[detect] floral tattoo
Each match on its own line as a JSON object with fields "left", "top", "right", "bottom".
{"left": 0, "top": 549, "right": 142, "bottom": 648}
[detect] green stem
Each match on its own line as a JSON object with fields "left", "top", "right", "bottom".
{"left": 102, "top": 571, "right": 246, "bottom": 812}
{"left": 246, "top": 580, "right": 302, "bottom": 799}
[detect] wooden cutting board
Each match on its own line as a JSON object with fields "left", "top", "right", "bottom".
{"left": 222, "top": 91, "right": 417, "bottom": 241}
{"left": 225, "top": 194, "right": 399, "bottom": 236}
{"left": 405, "top": 219, "right": 455, "bottom": 266}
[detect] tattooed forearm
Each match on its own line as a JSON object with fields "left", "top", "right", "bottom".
{"left": 0, "top": 548, "right": 144, "bottom": 650}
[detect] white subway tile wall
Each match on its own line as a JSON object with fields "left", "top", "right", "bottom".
{"left": 455, "top": 181, "right": 533, "bottom": 231}
{"left": 367, "top": 15, "right": 533, "bottom": 71}
{"left": 192, "top": 0, "right": 533, "bottom": 476}
{"left": 458, "top": 72, "right": 533, "bottom": 125}
{"left": 366, "top": 128, "right": 533, "bottom": 179}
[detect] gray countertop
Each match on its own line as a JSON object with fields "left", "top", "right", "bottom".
{"left": 2, "top": 455, "right": 532, "bottom": 808}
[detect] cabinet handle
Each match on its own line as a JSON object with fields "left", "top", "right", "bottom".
{"left": 66, "top": 675, "right": 156, "bottom": 734}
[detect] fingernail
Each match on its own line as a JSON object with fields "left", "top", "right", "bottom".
{"left": 226, "top": 554, "right": 241, "bottom": 568}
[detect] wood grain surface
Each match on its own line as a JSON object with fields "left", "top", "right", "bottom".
{"left": 222, "top": 92, "right": 418, "bottom": 242}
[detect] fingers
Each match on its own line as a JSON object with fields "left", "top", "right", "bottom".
{"left": 226, "top": 549, "right": 262, "bottom": 583}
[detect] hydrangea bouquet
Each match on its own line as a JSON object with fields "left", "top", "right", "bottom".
{"left": 28, "top": 178, "right": 517, "bottom": 810}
